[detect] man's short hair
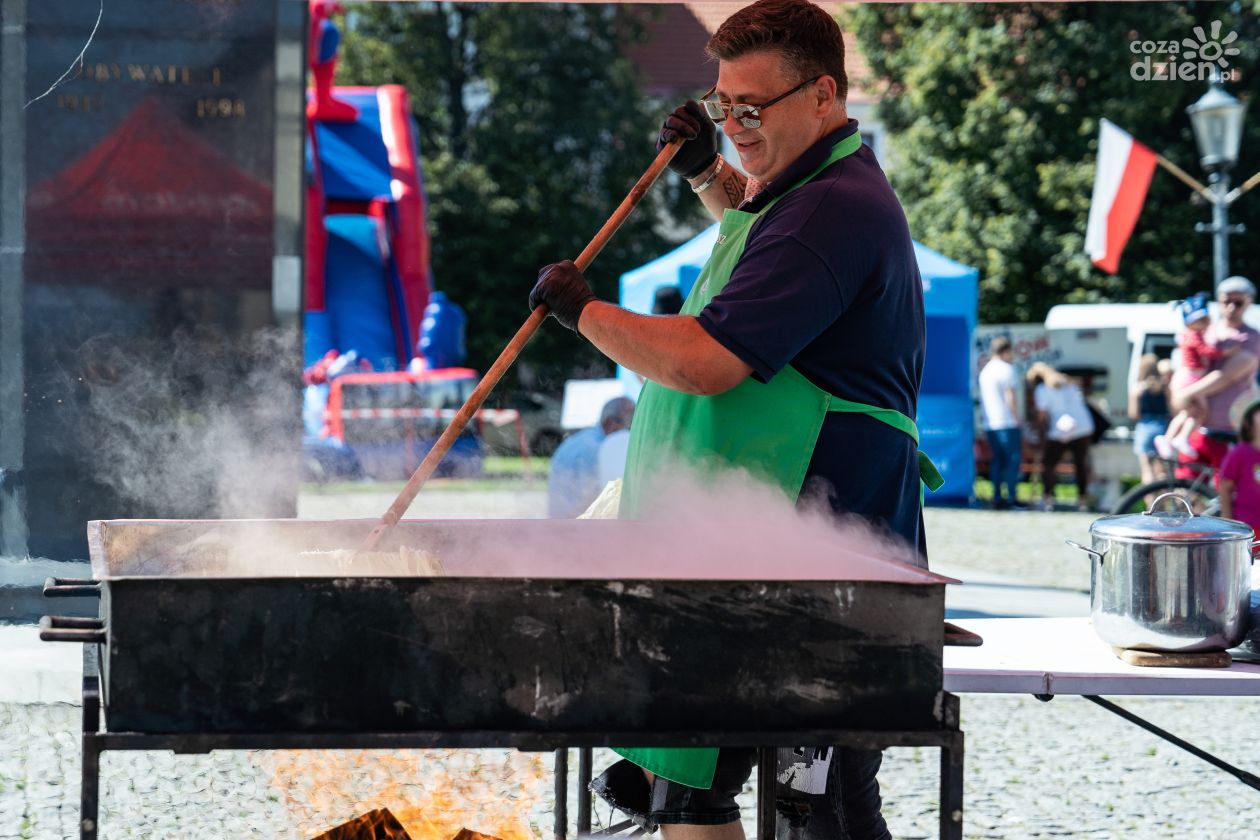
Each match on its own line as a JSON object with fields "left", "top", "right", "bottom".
{"left": 990, "top": 336, "right": 1013, "bottom": 356}
{"left": 600, "top": 396, "right": 635, "bottom": 430}
{"left": 706, "top": 0, "right": 848, "bottom": 103}
{"left": 1219, "top": 276, "right": 1256, "bottom": 298}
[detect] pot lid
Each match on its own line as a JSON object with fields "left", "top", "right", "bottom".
{"left": 1090, "top": 493, "right": 1253, "bottom": 542}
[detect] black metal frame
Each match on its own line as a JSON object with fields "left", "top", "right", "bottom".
{"left": 76, "top": 647, "right": 964, "bottom": 840}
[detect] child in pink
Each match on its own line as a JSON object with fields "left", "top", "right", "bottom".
{"left": 1219, "top": 399, "right": 1260, "bottom": 534}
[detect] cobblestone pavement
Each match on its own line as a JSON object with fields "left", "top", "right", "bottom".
{"left": 924, "top": 507, "right": 1096, "bottom": 592}
{"left": 4, "top": 695, "right": 1256, "bottom": 840}
{"left": 4, "top": 497, "right": 1257, "bottom": 839}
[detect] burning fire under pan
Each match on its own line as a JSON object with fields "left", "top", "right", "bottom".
{"left": 43, "top": 518, "right": 964, "bottom": 840}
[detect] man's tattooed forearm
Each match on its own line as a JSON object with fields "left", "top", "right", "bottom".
{"left": 722, "top": 170, "right": 747, "bottom": 207}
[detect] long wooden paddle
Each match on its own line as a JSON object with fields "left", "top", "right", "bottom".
{"left": 364, "top": 139, "right": 683, "bottom": 549}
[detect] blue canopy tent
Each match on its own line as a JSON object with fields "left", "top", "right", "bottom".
{"left": 618, "top": 226, "right": 978, "bottom": 502}
{"left": 915, "top": 242, "right": 979, "bottom": 503}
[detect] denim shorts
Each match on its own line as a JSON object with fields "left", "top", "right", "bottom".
{"left": 589, "top": 751, "right": 756, "bottom": 831}
{"left": 1133, "top": 418, "right": 1167, "bottom": 456}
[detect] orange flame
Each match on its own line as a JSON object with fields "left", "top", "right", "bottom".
{"left": 312, "top": 807, "right": 412, "bottom": 839}
{"left": 255, "top": 748, "right": 551, "bottom": 840}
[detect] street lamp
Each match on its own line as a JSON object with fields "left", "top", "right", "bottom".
{"left": 1186, "top": 80, "right": 1247, "bottom": 291}
{"left": 1187, "top": 82, "right": 1247, "bottom": 171}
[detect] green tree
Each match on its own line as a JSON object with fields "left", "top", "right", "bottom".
{"left": 846, "top": 2, "right": 1260, "bottom": 324}
{"left": 337, "top": 3, "right": 706, "bottom": 388}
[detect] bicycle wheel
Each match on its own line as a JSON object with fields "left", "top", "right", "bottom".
{"left": 1110, "top": 478, "right": 1218, "bottom": 515}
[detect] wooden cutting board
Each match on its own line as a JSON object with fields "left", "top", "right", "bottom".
{"left": 1113, "top": 647, "right": 1233, "bottom": 668}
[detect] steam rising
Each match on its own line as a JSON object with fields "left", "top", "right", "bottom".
{"left": 96, "top": 464, "right": 937, "bottom": 585}
{"left": 627, "top": 465, "right": 929, "bottom": 573}
{"left": 66, "top": 330, "right": 931, "bottom": 583}
{"left": 79, "top": 325, "right": 301, "bottom": 520}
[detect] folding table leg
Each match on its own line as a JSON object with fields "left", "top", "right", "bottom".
{"left": 938, "top": 732, "right": 964, "bottom": 840}
{"left": 1084, "top": 695, "right": 1260, "bottom": 791}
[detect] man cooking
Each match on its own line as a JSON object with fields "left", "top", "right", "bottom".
{"left": 529, "top": 1, "right": 936, "bottom": 838}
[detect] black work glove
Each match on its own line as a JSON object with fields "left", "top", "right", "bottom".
{"left": 657, "top": 100, "right": 718, "bottom": 180}
{"left": 529, "top": 260, "right": 598, "bottom": 333}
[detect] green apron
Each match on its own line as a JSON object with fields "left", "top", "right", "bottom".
{"left": 615, "top": 133, "right": 943, "bottom": 789}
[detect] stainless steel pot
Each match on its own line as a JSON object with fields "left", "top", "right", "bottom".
{"left": 1066, "top": 493, "right": 1255, "bottom": 652}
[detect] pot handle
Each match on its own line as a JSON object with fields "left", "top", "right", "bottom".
{"left": 1065, "top": 539, "right": 1104, "bottom": 566}
{"left": 1144, "top": 493, "right": 1194, "bottom": 516}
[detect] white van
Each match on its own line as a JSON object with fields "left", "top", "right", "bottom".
{"left": 977, "top": 315, "right": 1145, "bottom": 424}
{"left": 1044, "top": 301, "right": 1260, "bottom": 416}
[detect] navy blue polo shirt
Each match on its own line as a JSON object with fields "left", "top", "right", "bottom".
{"left": 696, "top": 120, "right": 927, "bottom": 557}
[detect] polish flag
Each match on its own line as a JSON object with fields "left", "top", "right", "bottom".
{"left": 1085, "top": 119, "right": 1157, "bottom": 274}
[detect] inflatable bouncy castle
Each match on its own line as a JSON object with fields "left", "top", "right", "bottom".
{"left": 303, "top": 0, "right": 432, "bottom": 371}
{"left": 302, "top": 4, "right": 499, "bottom": 481}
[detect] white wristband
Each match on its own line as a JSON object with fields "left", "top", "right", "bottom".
{"left": 690, "top": 156, "right": 724, "bottom": 194}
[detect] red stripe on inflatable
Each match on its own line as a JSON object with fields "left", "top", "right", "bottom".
{"left": 305, "top": 122, "right": 327, "bottom": 311}
{"left": 379, "top": 85, "right": 431, "bottom": 358}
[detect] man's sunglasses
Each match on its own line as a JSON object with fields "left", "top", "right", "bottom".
{"left": 702, "top": 76, "right": 821, "bottom": 130}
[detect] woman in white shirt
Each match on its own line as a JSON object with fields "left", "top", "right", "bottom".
{"left": 1028, "top": 363, "right": 1095, "bottom": 511}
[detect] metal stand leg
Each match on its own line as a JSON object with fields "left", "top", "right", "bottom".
{"left": 82, "top": 736, "right": 100, "bottom": 840}
{"left": 756, "top": 747, "right": 776, "bottom": 840}
{"left": 81, "top": 645, "right": 101, "bottom": 840}
{"left": 938, "top": 691, "right": 964, "bottom": 840}
{"left": 938, "top": 732, "right": 964, "bottom": 840}
{"left": 555, "top": 748, "right": 569, "bottom": 840}
{"left": 577, "top": 747, "right": 593, "bottom": 835}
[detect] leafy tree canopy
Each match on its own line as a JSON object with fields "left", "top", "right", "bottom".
{"left": 337, "top": 3, "right": 706, "bottom": 388}
{"left": 846, "top": 2, "right": 1260, "bottom": 324}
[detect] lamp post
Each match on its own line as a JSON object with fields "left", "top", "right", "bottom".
{"left": 1186, "top": 79, "right": 1247, "bottom": 292}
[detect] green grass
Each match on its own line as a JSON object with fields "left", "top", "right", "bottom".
{"left": 306, "top": 458, "right": 1142, "bottom": 502}
{"left": 973, "top": 478, "right": 1082, "bottom": 505}
{"left": 484, "top": 455, "right": 550, "bottom": 476}
{"left": 303, "top": 477, "right": 543, "bottom": 494}
{"left": 973, "top": 474, "right": 1143, "bottom": 505}
{"left": 302, "top": 457, "right": 551, "bottom": 495}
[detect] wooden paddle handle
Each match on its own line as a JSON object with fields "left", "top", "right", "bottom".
{"left": 571, "top": 139, "right": 682, "bottom": 271}
{"left": 363, "top": 140, "right": 682, "bottom": 549}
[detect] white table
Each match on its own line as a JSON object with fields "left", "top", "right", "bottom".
{"left": 942, "top": 616, "right": 1260, "bottom": 792}
{"left": 943, "top": 616, "right": 1260, "bottom": 696}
